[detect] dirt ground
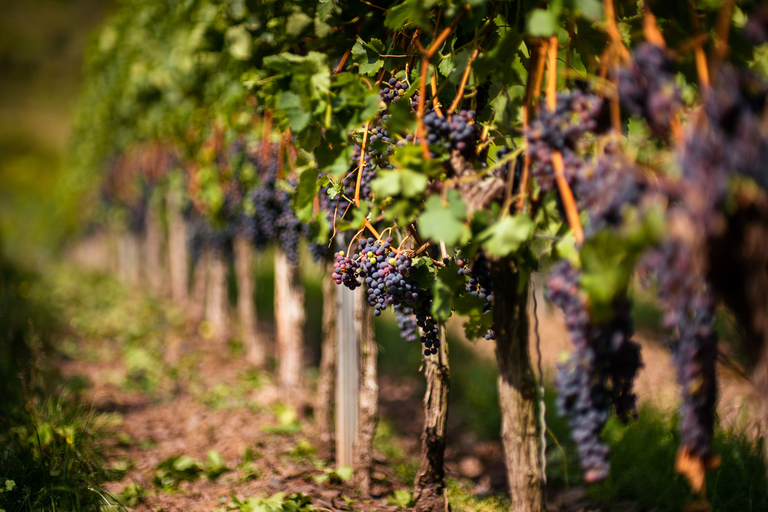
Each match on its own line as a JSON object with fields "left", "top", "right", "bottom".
{"left": 55, "top": 272, "right": 762, "bottom": 512}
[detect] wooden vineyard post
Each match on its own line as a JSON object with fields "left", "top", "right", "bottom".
{"left": 490, "top": 259, "right": 543, "bottom": 512}
{"left": 143, "top": 197, "right": 164, "bottom": 294}
{"left": 274, "top": 249, "right": 305, "bottom": 388}
{"left": 336, "top": 278, "right": 358, "bottom": 467}
{"left": 119, "top": 230, "right": 142, "bottom": 286}
{"left": 189, "top": 248, "right": 209, "bottom": 324}
{"left": 234, "top": 237, "right": 265, "bottom": 366}
{"left": 166, "top": 187, "right": 189, "bottom": 305}
{"left": 317, "top": 260, "right": 337, "bottom": 459}
{"left": 413, "top": 327, "right": 450, "bottom": 512}
{"left": 353, "top": 285, "right": 378, "bottom": 495}
{"left": 205, "top": 246, "right": 230, "bottom": 341}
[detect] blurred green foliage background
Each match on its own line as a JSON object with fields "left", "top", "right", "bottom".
{"left": 0, "top": 0, "right": 113, "bottom": 262}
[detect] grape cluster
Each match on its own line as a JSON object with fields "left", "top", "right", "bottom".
{"left": 641, "top": 243, "right": 718, "bottom": 460}
{"left": 379, "top": 77, "right": 409, "bottom": 105}
{"left": 457, "top": 253, "right": 495, "bottom": 340}
{"left": 377, "top": 76, "right": 424, "bottom": 111}
{"left": 703, "top": 66, "right": 768, "bottom": 191}
{"left": 576, "top": 150, "right": 646, "bottom": 235}
{"left": 330, "top": 236, "right": 440, "bottom": 355}
{"left": 745, "top": 5, "right": 768, "bottom": 45}
{"left": 546, "top": 260, "right": 641, "bottom": 482}
{"left": 241, "top": 162, "right": 307, "bottom": 265}
{"left": 346, "top": 147, "right": 380, "bottom": 200}
{"left": 423, "top": 110, "right": 479, "bottom": 158}
{"left": 617, "top": 43, "right": 681, "bottom": 137}
{"left": 527, "top": 89, "right": 606, "bottom": 194}
{"left": 188, "top": 215, "right": 230, "bottom": 264}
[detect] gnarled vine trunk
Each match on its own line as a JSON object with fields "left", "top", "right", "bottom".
{"left": 166, "top": 188, "right": 188, "bottom": 305}
{"left": 489, "top": 259, "right": 543, "bottom": 512}
{"left": 413, "top": 327, "right": 450, "bottom": 512}
{"left": 707, "top": 197, "right": 768, "bottom": 469}
{"left": 353, "top": 285, "right": 377, "bottom": 495}
{"left": 234, "top": 237, "right": 264, "bottom": 366}
{"left": 274, "top": 249, "right": 305, "bottom": 388}
{"left": 317, "top": 260, "right": 337, "bottom": 460}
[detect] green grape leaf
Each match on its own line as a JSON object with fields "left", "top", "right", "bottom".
{"left": 351, "top": 37, "right": 386, "bottom": 76}
{"left": 294, "top": 167, "right": 319, "bottom": 223}
{"left": 527, "top": 8, "right": 558, "bottom": 36}
{"left": 478, "top": 215, "right": 533, "bottom": 257}
{"left": 418, "top": 193, "right": 470, "bottom": 247}
{"left": 385, "top": 0, "right": 435, "bottom": 32}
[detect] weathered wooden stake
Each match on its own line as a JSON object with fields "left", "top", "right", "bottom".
{"left": 413, "top": 327, "right": 450, "bottom": 512}
{"left": 317, "top": 260, "right": 337, "bottom": 460}
{"left": 234, "top": 237, "right": 264, "bottom": 366}
{"left": 336, "top": 279, "right": 358, "bottom": 467}
{"left": 189, "top": 248, "right": 209, "bottom": 324}
{"left": 353, "top": 286, "right": 378, "bottom": 495}
{"left": 119, "top": 230, "right": 142, "bottom": 286}
{"left": 490, "top": 259, "right": 543, "bottom": 512}
{"left": 166, "top": 187, "right": 189, "bottom": 305}
{"left": 143, "top": 198, "right": 164, "bottom": 294}
{"left": 205, "top": 246, "right": 229, "bottom": 340}
{"left": 274, "top": 249, "right": 305, "bottom": 388}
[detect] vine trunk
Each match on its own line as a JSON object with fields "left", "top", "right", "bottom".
{"left": 490, "top": 259, "right": 543, "bottom": 512}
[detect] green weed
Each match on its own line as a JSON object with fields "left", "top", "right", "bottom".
{"left": 219, "top": 492, "right": 313, "bottom": 512}
{"left": 152, "top": 451, "right": 233, "bottom": 491}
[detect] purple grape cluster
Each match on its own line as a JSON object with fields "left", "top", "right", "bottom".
{"left": 379, "top": 77, "right": 409, "bottom": 105}
{"left": 546, "top": 260, "right": 641, "bottom": 482}
{"left": 241, "top": 163, "right": 306, "bottom": 265}
{"left": 330, "top": 236, "right": 440, "bottom": 355}
{"left": 423, "top": 110, "right": 479, "bottom": 158}
{"left": 188, "top": 215, "right": 230, "bottom": 265}
{"left": 576, "top": 150, "right": 646, "bottom": 235}
{"left": 696, "top": 66, "right": 768, "bottom": 193}
{"left": 641, "top": 243, "right": 718, "bottom": 460}
{"left": 745, "top": 5, "right": 768, "bottom": 45}
{"left": 617, "top": 43, "right": 681, "bottom": 137}
{"left": 456, "top": 253, "right": 495, "bottom": 340}
{"left": 527, "top": 89, "right": 606, "bottom": 194}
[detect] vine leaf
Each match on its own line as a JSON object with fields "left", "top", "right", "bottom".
{"left": 478, "top": 215, "right": 533, "bottom": 258}
{"left": 294, "top": 167, "right": 319, "bottom": 223}
{"left": 351, "top": 37, "right": 386, "bottom": 76}
{"left": 527, "top": 8, "right": 559, "bottom": 36}
{"left": 418, "top": 191, "right": 470, "bottom": 247}
{"left": 385, "top": 0, "right": 434, "bottom": 32}
{"left": 370, "top": 169, "right": 427, "bottom": 198}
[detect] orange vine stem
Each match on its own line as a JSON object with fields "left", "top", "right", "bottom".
{"left": 448, "top": 44, "right": 482, "bottom": 113}
{"left": 261, "top": 110, "right": 272, "bottom": 166}
{"left": 545, "top": 36, "right": 558, "bottom": 110}
{"left": 364, "top": 219, "right": 380, "bottom": 239}
{"left": 354, "top": 120, "right": 371, "bottom": 206}
{"left": 641, "top": 0, "right": 666, "bottom": 48}
{"left": 546, "top": 36, "right": 585, "bottom": 245}
{"left": 334, "top": 47, "right": 352, "bottom": 73}
{"left": 414, "top": 12, "right": 465, "bottom": 159}
{"left": 603, "top": 0, "right": 630, "bottom": 60}
{"left": 714, "top": 0, "right": 736, "bottom": 61}
{"left": 687, "top": 1, "right": 710, "bottom": 88}
{"left": 430, "top": 72, "right": 443, "bottom": 117}
{"left": 416, "top": 56, "right": 432, "bottom": 159}
{"left": 516, "top": 39, "right": 548, "bottom": 213}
